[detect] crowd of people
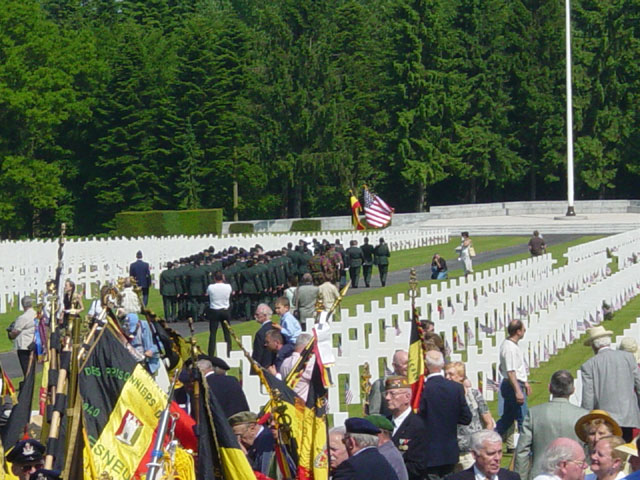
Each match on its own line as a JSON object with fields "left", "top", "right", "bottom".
{"left": 157, "top": 236, "right": 391, "bottom": 324}
{"left": 8, "top": 232, "right": 640, "bottom": 480}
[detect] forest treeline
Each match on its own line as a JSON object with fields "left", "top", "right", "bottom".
{"left": 1, "top": 0, "right": 639, "bottom": 238}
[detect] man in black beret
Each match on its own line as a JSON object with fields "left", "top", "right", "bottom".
{"left": 6, "top": 439, "right": 45, "bottom": 480}
{"left": 332, "top": 418, "right": 399, "bottom": 480}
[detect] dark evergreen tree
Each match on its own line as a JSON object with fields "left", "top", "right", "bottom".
{"left": 384, "top": 0, "right": 454, "bottom": 211}
{"left": 86, "top": 22, "right": 179, "bottom": 229}
{"left": 572, "top": 0, "right": 640, "bottom": 198}
{"left": 448, "top": 0, "right": 524, "bottom": 203}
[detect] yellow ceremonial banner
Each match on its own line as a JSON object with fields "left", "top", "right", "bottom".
{"left": 84, "top": 364, "right": 165, "bottom": 480}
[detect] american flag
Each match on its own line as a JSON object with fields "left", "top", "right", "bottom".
{"left": 363, "top": 188, "right": 394, "bottom": 228}
{"left": 465, "top": 323, "right": 475, "bottom": 342}
{"left": 479, "top": 323, "right": 494, "bottom": 334}
{"left": 344, "top": 379, "right": 354, "bottom": 404}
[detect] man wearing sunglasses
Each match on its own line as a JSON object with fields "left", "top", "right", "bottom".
{"left": 6, "top": 439, "right": 46, "bottom": 480}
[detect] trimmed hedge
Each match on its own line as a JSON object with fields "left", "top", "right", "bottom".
{"left": 290, "top": 219, "right": 322, "bottom": 232}
{"left": 115, "top": 209, "right": 223, "bottom": 237}
{"left": 229, "top": 222, "right": 255, "bottom": 234}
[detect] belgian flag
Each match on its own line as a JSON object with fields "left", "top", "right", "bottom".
{"left": 407, "top": 306, "right": 425, "bottom": 412}
{"left": 264, "top": 354, "right": 329, "bottom": 480}
{"left": 79, "top": 326, "right": 194, "bottom": 480}
{"left": 350, "top": 191, "right": 366, "bottom": 230}
{"left": 296, "top": 361, "right": 329, "bottom": 480}
{"left": 197, "top": 376, "right": 256, "bottom": 480}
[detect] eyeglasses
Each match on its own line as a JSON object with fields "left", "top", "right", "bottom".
{"left": 565, "top": 460, "right": 588, "bottom": 469}
{"left": 21, "top": 463, "right": 44, "bottom": 472}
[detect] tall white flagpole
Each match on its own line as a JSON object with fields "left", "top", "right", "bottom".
{"left": 565, "top": 0, "right": 576, "bottom": 216}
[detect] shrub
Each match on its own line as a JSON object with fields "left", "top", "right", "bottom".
{"left": 115, "top": 209, "right": 223, "bottom": 237}
{"left": 229, "top": 222, "right": 255, "bottom": 234}
{"left": 290, "top": 219, "right": 321, "bottom": 232}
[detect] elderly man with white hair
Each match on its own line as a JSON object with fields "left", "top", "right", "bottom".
{"left": 580, "top": 325, "right": 640, "bottom": 441}
{"left": 367, "top": 350, "right": 409, "bottom": 416}
{"left": 447, "top": 430, "right": 520, "bottom": 480}
{"left": 418, "top": 349, "right": 471, "bottom": 480}
{"left": 533, "top": 438, "right": 587, "bottom": 480}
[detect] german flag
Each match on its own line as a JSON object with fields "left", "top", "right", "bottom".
{"left": 79, "top": 326, "right": 194, "bottom": 480}
{"left": 197, "top": 376, "right": 255, "bottom": 480}
{"left": 407, "top": 306, "right": 425, "bottom": 412}
{"left": 350, "top": 191, "right": 366, "bottom": 230}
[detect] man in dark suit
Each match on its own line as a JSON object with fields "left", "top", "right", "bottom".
{"left": 418, "top": 350, "right": 472, "bottom": 480}
{"left": 129, "top": 250, "right": 151, "bottom": 305}
{"left": 251, "top": 303, "right": 276, "bottom": 369}
{"left": 345, "top": 240, "right": 364, "bottom": 288}
{"left": 384, "top": 376, "right": 428, "bottom": 480}
{"left": 361, "top": 237, "right": 375, "bottom": 288}
{"left": 446, "top": 430, "right": 520, "bottom": 480}
{"left": 333, "top": 418, "right": 399, "bottom": 480}
{"left": 373, "top": 238, "right": 390, "bottom": 287}
{"left": 196, "top": 356, "right": 249, "bottom": 418}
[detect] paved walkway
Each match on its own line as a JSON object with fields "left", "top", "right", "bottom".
{"left": 405, "top": 212, "right": 640, "bottom": 235}
{"left": 0, "top": 234, "right": 581, "bottom": 379}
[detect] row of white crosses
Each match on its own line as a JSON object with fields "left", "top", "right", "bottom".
{"left": 0, "top": 228, "right": 449, "bottom": 313}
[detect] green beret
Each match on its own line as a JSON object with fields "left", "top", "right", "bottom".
{"left": 364, "top": 415, "right": 394, "bottom": 432}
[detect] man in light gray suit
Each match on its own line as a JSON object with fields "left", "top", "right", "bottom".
{"left": 514, "top": 370, "right": 588, "bottom": 480}
{"left": 580, "top": 325, "right": 640, "bottom": 441}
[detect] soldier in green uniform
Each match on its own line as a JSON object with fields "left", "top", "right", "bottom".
{"left": 285, "top": 244, "right": 299, "bottom": 279}
{"left": 335, "top": 239, "right": 347, "bottom": 288}
{"left": 345, "top": 239, "right": 364, "bottom": 288}
{"left": 240, "top": 259, "right": 263, "bottom": 320}
{"left": 361, "top": 237, "right": 375, "bottom": 288}
{"left": 174, "top": 258, "right": 189, "bottom": 321}
{"left": 256, "top": 255, "right": 272, "bottom": 306}
{"left": 159, "top": 261, "right": 177, "bottom": 322}
{"left": 186, "top": 257, "right": 208, "bottom": 322}
{"left": 374, "top": 237, "right": 391, "bottom": 287}
{"left": 296, "top": 241, "right": 312, "bottom": 279}
{"left": 308, "top": 245, "right": 326, "bottom": 286}
{"left": 326, "top": 243, "right": 343, "bottom": 285}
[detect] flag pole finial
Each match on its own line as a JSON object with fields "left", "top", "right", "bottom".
{"left": 409, "top": 267, "right": 418, "bottom": 297}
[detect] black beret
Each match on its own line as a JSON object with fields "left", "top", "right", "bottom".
{"left": 6, "top": 439, "right": 45, "bottom": 464}
{"left": 30, "top": 469, "right": 62, "bottom": 480}
{"left": 345, "top": 417, "right": 380, "bottom": 435}
{"left": 210, "top": 356, "right": 230, "bottom": 371}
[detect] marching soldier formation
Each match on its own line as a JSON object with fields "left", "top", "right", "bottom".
{"left": 158, "top": 237, "right": 391, "bottom": 323}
